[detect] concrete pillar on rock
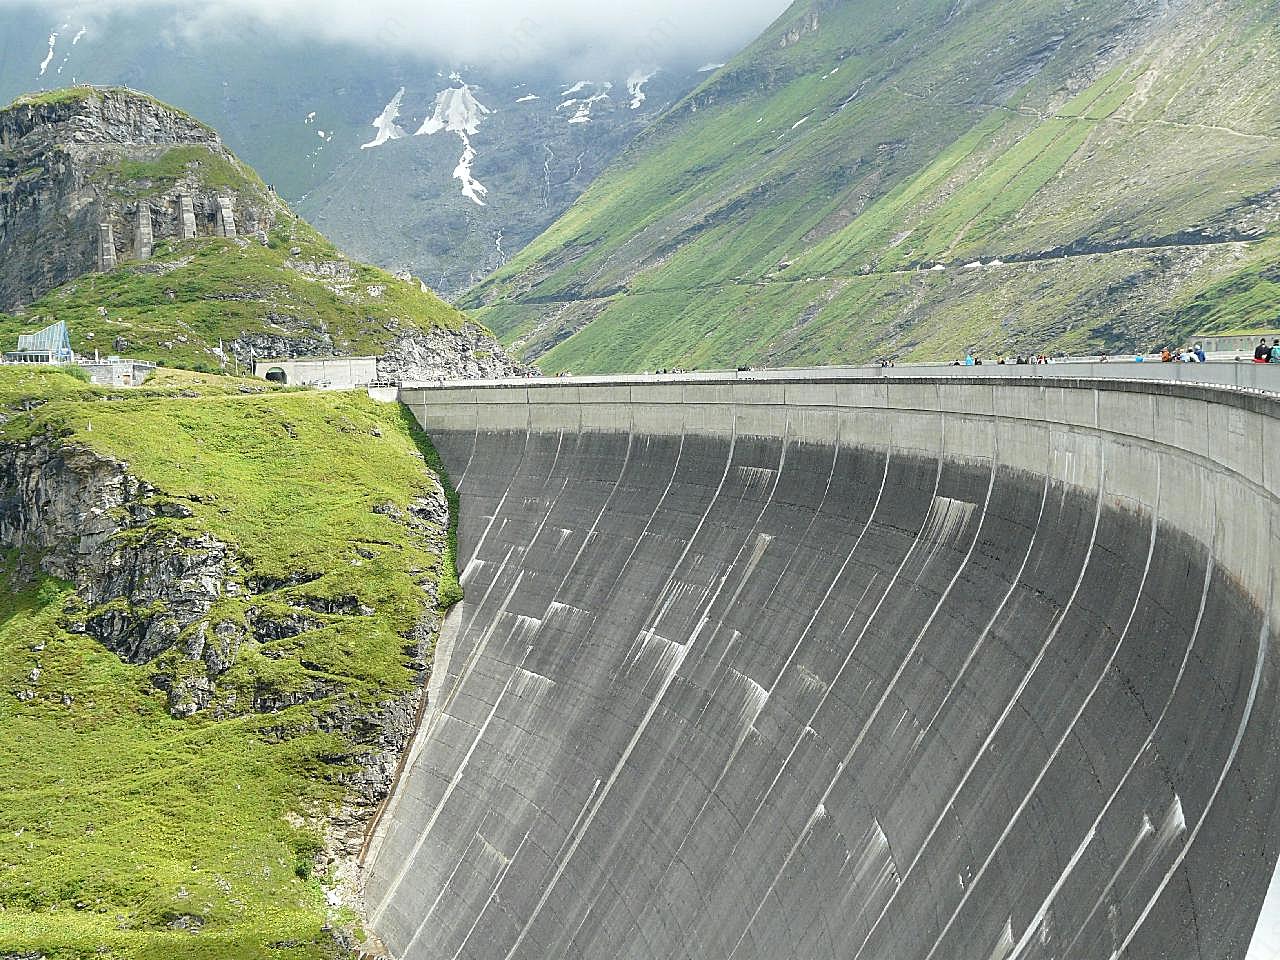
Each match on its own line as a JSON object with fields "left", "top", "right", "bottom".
{"left": 214, "top": 197, "right": 236, "bottom": 238}
{"left": 176, "top": 195, "right": 197, "bottom": 239}
{"left": 97, "top": 223, "right": 117, "bottom": 272}
{"left": 135, "top": 203, "right": 153, "bottom": 260}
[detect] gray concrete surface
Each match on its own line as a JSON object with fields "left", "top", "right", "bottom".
{"left": 420, "top": 359, "right": 1280, "bottom": 393}
{"left": 77, "top": 358, "right": 156, "bottom": 387}
{"left": 253, "top": 355, "right": 378, "bottom": 389}
{"left": 368, "top": 374, "right": 1280, "bottom": 960}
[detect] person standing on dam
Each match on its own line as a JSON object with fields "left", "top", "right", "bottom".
{"left": 1255, "top": 338, "right": 1272, "bottom": 362}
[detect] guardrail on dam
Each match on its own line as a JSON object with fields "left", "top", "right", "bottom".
{"left": 367, "top": 372, "right": 1280, "bottom": 960}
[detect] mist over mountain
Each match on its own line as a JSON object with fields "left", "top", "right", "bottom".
{"left": 0, "top": 0, "right": 786, "bottom": 75}
{"left": 1, "top": 1, "right": 783, "bottom": 295}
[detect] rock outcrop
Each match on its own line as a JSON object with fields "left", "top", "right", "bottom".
{"left": 227, "top": 320, "right": 524, "bottom": 383}
{"left": 0, "top": 428, "right": 443, "bottom": 726}
{"left": 1, "top": 85, "right": 530, "bottom": 380}
{"left": 376, "top": 322, "right": 526, "bottom": 382}
{"left": 0, "top": 87, "right": 281, "bottom": 311}
{"left": 0, "top": 433, "right": 238, "bottom": 691}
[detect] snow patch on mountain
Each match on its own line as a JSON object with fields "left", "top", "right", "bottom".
{"left": 516, "top": 94, "right": 540, "bottom": 103}
{"left": 558, "top": 82, "right": 612, "bottom": 124}
{"left": 451, "top": 140, "right": 487, "bottom": 204}
{"left": 627, "top": 70, "right": 657, "bottom": 109}
{"left": 417, "top": 82, "right": 490, "bottom": 136}
{"left": 47, "top": 24, "right": 86, "bottom": 75}
{"left": 698, "top": 62, "right": 726, "bottom": 72}
{"left": 361, "top": 87, "right": 407, "bottom": 150}
{"left": 39, "top": 32, "right": 58, "bottom": 76}
{"left": 416, "top": 79, "right": 492, "bottom": 206}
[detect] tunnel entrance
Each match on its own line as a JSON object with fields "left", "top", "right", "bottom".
{"left": 264, "top": 367, "right": 287, "bottom": 385}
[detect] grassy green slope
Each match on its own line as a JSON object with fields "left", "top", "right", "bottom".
{"left": 466, "top": 0, "right": 1280, "bottom": 371}
{"left": 0, "top": 368, "right": 455, "bottom": 958}
{"left": 0, "top": 220, "right": 466, "bottom": 372}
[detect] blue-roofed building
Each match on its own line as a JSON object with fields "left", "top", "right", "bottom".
{"left": 6, "top": 320, "right": 74, "bottom": 364}
{"left": 3, "top": 319, "right": 155, "bottom": 386}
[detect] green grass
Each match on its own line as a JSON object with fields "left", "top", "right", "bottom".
{"left": 4, "top": 86, "right": 209, "bottom": 129}
{"left": 0, "top": 367, "right": 295, "bottom": 430}
{"left": 4, "top": 87, "right": 98, "bottom": 109}
{"left": 0, "top": 368, "right": 460, "bottom": 958}
{"left": 0, "top": 221, "right": 466, "bottom": 371}
{"left": 463, "top": 0, "right": 1280, "bottom": 370}
{"left": 0, "top": 576, "right": 344, "bottom": 958}
{"left": 110, "top": 146, "right": 262, "bottom": 197}
{"left": 1162, "top": 240, "right": 1280, "bottom": 338}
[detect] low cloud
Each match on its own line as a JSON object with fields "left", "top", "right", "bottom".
{"left": 12, "top": 0, "right": 790, "bottom": 70}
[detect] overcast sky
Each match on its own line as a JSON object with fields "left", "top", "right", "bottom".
{"left": 12, "top": 0, "right": 792, "bottom": 68}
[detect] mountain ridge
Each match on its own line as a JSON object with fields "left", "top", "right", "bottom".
{"left": 0, "top": 85, "right": 524, "bottom": 380}
{"left": 464, "top": 0, "right": 1280, "bottom": 371}
{"left": 0, "top": 5, "right": 716, "bottom": 300}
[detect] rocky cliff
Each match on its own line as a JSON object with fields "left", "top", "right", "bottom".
{"left": 0, "top": 86, "right": 281, "bottom": 312}
{"left": 0, "top": 423, "right": 442, "bottom": 734}
{"left": 0, "top": 436, "right": 233, "bottom": 675}
{"left": 0, "top": 86, "right": 528, "bottom": 381}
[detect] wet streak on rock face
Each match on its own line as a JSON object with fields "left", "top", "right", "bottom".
{"left": 368, "top": 384, "right": 1280, "bottom": 960}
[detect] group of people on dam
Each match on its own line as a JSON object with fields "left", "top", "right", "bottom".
{"left": 1253, "top": 338, "right": 1280, "bottom": 362}
{"left": 1160, "top": 344, "right": 1208, "bottom": 363}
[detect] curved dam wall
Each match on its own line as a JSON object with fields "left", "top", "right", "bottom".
{"left": 369, "top": 375, "right": 1280, "bottom": 960}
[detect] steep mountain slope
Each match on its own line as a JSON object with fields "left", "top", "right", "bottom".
{"left": 466, "top": 0, "right": 1280, "bottom": 371}
{"left": 302, "top": 69, "right": 707, "bottom": 296}
{"left": 0, "top": 87, "right": 521, "bottom": 380}
{"left": 0, "top": 4, "right": 711, "bottom": 297}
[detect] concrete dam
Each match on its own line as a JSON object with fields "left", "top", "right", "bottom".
{"left": 366, "top": 372, "right": 1280, "bottom": 960}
